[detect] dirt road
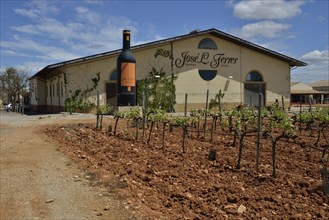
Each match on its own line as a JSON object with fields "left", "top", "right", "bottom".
{"left": 0, "top": 111, "right": 139, "bottom": 220}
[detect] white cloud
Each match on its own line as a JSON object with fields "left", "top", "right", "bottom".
{"left": 0, "top": 49, "right": 35, "bottom": 58}
{"left": 292, "top": 49, "right": 329, "bottom": 83}
{"left": 0, "top": 61, "right": 48, "bottom": 77}
{"left": 75, "top": 6, "right": 100, "bottom": 23}
{"left": 3, "top": 1, "right": 140, "bottom": 66}
{"left": 75, "top": 6, "right": 89, "bottom": 14}
{"left": 233, "top": 0, "right": 305, "bottom": 20}
{"left": 240, "top": 21, "right": 291, "bottom": 38}
{"left": 1, "top": 36, "right": 80, "bottom": 62}
{"left": 14, "top": 0, "right": 60, "bottom": 19}
{"left": 301, "top": 50, "right": 329, "bottom": 61}
{"left": 14, "top": 8, "right": 39, "bottom": 19}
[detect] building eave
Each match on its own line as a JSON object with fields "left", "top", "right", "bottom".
{"left": 30, "top": 28, "right": 307, "bottom": 80}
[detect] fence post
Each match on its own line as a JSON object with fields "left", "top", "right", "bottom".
{"left": 299, "top": 97, "right": 302, "bottom": 133}
{"left": 256, "top": 93, "right": 262, "bottom": 175}
{"left": 321, "top": 167, "right": 329, "bottom": 196}
{"left": 204, "top": 89, "right": 209, "bottom": 139}
{"left": 205, "top": 89, "right": 209, "bottom": 110}
{"left": 142, "top": 91, "right": 146, "bottom": 143}
{"left": 281, "top": 96, "right": 285, "bottom": 111}
{"left": 96, "top": 90, "right": 100, "bottom": 129}
{"left": 309, "top": 96, "right": 312, "bottom": 112}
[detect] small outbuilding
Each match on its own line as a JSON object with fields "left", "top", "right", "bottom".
{"left": 291, "top": 81, "right": 329, "bottom": 105}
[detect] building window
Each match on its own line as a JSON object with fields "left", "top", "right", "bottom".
{"left": 61, "top": 81, "right": 64, "bottom": 96}
{"left": 57, "top": 82, "right": 59, "bottom": 97}
{"left": 53, "top": 83, "right": 55, "bottom": 97}
{"left": 244, "top": 71, "right": 265, "bottom": 107}
{"left": 246, "top": 71, "right": 263, "bottom": 82}
{"left": 198, "top": 70, "right": 217, "bottom": 81}
{"left": 198, "top": 38, "right": 217, "bottom": 49}
{"left": 109, "top": 69, "right": 118, "bottom": 81}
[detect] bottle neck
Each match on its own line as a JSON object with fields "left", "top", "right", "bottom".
{"left": 122, "top": 31, "right": 131, "bottom": 50}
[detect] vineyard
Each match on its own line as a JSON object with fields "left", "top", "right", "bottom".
{"left": 44, "top": 106, "right": 329, "bottom": 219}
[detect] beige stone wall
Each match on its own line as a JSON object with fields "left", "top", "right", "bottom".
{"left": 134, "top": 44, "right": 172, "bottom": 80}
{"left": 171, "top": 35, "right": 243, "bottom": 110}
{"left": 30, "top": 78, "right": 48, "bottom": 111}
{"left": 241, "top": 47, "right": 291, "bottom": 105}
{"left": 35, "top": 33, "right": 292, "bottom": 112}
{"left": 53, "top": 56, "right": 116, "bottom": 109}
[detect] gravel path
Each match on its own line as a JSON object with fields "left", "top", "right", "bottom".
{"left": 0, "top": 111, "right": 137, "bottom": 220}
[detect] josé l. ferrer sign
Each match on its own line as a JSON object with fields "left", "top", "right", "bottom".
{"left": 174, "top": 51, "right": 239, "bottom": 68}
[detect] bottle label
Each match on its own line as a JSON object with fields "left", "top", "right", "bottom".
{"left": 121, "top": 63, "right": 135, "bottom": 87}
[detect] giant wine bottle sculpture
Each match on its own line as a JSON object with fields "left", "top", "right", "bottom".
{"left": 117, "top": 30, "right": 136, "bottom": 106}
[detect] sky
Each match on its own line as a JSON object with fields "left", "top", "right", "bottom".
{"left": 0, "top": 0, "right": 328, "bottom": 84}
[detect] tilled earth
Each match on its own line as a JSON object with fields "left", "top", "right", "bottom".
{"left": 43, "top": 118, "right": 329, "bottom": 219}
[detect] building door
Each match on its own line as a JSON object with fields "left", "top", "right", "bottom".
{"left": 106, "top": 69, "right": 118, "bottom": 107}
{"left": 244, "top": 71, "right": 265, "bottom": 107}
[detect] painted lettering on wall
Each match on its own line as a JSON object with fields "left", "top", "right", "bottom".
{"left": 174, "top": 51, "right": 238, "bottom": 68}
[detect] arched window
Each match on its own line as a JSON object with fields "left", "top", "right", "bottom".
{"left": 107, "top": 69, "right": 118, "bottom": 107}
{"left": 198, "top": 38, "right": 217, "bottom": 49}
{"left": 246, "top": 71, "right": 263, "bottom": 82}
{"left": 109, "top": 69, "right": 118, "bottom": 81}
{"left": 198, "top": 70, "right": 217, "bottom": 81}
{"left": 244, "top": 71, "right": 265, "bottom": 107}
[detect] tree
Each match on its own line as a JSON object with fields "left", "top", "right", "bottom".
{"left": 0, "top": 67, "right": 30, "bottom": 111}
{"left": 209, "top": 89, "right": 225, "bottom": 111}
{"left": 137, "top": 49, "right": 177, "bottom": 112}
{"left": 263, "top": 106, "right": 296, "bottom": 177}
{"left": 137, "top": 67, "right": 176, "bottom": 112}
{"left": 64, "top": 72, "right": 100, "bottom": 114}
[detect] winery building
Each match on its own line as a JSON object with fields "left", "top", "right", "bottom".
{"left": 29, "top": 28, "right": 307, "bottom": 112}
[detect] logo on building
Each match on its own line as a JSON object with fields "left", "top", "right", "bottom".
{"left": 174, "top": 38, "right": 239, "bottom": 69}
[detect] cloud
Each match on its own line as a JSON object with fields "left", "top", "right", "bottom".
{"left": 75, "top": 6, "right": 89, "bottom": 14}
{"left": 0, "top": 61, "right": 49, "bottom": 77}
{"left": 14, "top": 8, "right": 39, "bottom": 19}
{"left": 3, "top": 1, "right": 141, "bottom": 67}
{"left": 75, "top": 6, "right": 100, "bottom": 23}
{"left": 14, "top": 0, "right": 60, "bottom": 19}
{"left": 292, "top": 49, "right": 329, "bottom": 83}
{"left": 240, "top": 21, "right": 291, "bottom": 38}
{"left": 1, "top": 36, "right": 80, "bottom": 61}
{"left": 232, "top": 0, "right": 305, "bottom": 20}
{"left": 0, "top": 49, "right": 36, "bottom": 58}
{"left": 301, "top": 50, "right": 329, "bottom": 61}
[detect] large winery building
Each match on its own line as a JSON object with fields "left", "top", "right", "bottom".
{"left": 29, "top": 28, "right": 307, "bottom": 112}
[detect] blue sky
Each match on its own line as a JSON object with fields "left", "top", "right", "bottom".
{"left": 1, "top": 0, "right": 328, "bottom": 83}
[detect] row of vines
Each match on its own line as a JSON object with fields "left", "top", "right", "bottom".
{"left": 97, "top": 105, "right": 329, "bottom": 179}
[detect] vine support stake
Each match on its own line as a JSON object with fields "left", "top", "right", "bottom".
{"left": 204, "top": 90, "right": 209, "bottom": 139}
{"left": 96, "top": 90, "right": 100, "bottom": 129}
{"left": 299, "top": 97, "right": 302, "bottom": 134}
{"left": 320, "top": 167, "right": 329, "bottom": 196}
{"left": 205, "top": 89, "right": 209, "bottom": 110}
{"left": 142, "top": 92, "right": 146, "bottom": 143}
{"left": 184, "top": 93, "right": 188, "bottom": 117}
{"left": 281, "top": 96, "right": 285, "bottom": 111}
{"left": 256, "top": 93, "right": 262, "bottom": 175}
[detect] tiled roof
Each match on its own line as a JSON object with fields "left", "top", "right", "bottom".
{"left": 308, "top": 80, "right": 329, "bottom": 87}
